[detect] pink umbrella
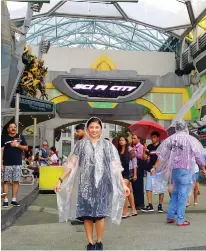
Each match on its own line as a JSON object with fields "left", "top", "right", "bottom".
{"left": 129, "top": 120, "right": 168, "bottom": 141}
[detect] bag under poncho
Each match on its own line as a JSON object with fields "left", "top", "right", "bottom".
{"left": 56, "top": 138, "right": 125, "bottom": 225}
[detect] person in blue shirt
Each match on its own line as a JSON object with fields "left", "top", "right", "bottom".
{"left": 39, "top": 141, "right": 49, "bottom": 166}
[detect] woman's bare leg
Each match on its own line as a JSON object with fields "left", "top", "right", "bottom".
{"left": 122, "top": 179, "right": 129, "bottom": 216}
{"left": 194, "top": 181, "right": 199, "bottom": 204}
{"left": 95, "top": 219, "right": 104, "bottom": 243}
{"left": 128, "top": 182, "right": 136, "bottom": 213}
{"left": 84, "top": 220, "right": 94, "bottom": 244}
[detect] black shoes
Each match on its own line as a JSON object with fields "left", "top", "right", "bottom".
{"left": 95, "top": 242, "right": 103, "bottom": 250}
{"left": 141, "top": 204, "right": 154, "bottom": 212}
{"left": 86, "top": 243, "right": 95, "bottom": 250}
{"left": 86, "top": 242, "right": 103, "bottom": 250}
{"left": 158, "top": 204, "right": 164, "bottom": 213}
{"left": 11, "top": 201, "right": 20, "bottom": 207}
{"left": 2, "top": 201, "right": 8, "bottom": 208}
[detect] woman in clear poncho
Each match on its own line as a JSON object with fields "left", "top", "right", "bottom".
{"left": 150, "top": 120, "right": 206, "bottom": 226}
{"left": 54, "top": 117, "right": 130, "bottom": 250}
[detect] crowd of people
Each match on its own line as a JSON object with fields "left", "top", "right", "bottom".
{"left": 1, "top": 118, "right": 206, "bottom": 251}
{"left": 54, "top": 117, "right": 206, "bottom": 250}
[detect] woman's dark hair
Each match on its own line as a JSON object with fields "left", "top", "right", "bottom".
{"left": 50, "top": 146, "right": 56, "bottom": 153}
{"left": 86, "top": 117, "right": 102, "bottom": 128}
{"left": 117, "top": 136, "right": 130, "bottom": 159}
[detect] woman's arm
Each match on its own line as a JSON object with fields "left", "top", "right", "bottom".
{"left": 54, "top": 154, "right": 77, "bottom": 193}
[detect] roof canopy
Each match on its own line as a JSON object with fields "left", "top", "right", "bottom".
{"left": 7, "top": 0, "right": 206, "bottom": 51}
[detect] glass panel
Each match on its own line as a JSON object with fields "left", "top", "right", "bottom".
{"left": 191, "top": 0, "right": 206, "bottom": 18}
{"left": 7, "top": 0, "right": 61, "bottom": 19}
{"left": 55, "top": 2, "right": 122, "bottom": 17}
{"left": 7, "top": 2, "right": 27, "bottom": 19}
{"left": 119, "top": 0, "right": 190, "bottom": 28}
{"left": 171, "top": 28, "right": 187, "bottom": 36}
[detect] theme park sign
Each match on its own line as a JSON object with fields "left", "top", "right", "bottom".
{"left": 65, "top": 78, "right": 142, "bottom": 100}
{"left": 73, "top": 84, "right": 137, "bottom": 92}
{"left": 53, "top": 75, "right": 153, "bottom": 102}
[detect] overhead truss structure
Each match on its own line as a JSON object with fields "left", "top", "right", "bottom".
{"left": 8, "top": 0, "right": 206, "bottom": 51}
{"left": 26, "top": 17, "right": 171, "bottom": 51}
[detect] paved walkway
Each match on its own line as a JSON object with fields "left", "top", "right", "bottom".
{"left": 2, "top": 185, "right": 206, "bottom": 250}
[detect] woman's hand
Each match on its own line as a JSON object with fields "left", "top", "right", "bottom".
{"left": 133, "top": 175, "right": 137, "bottom": 182}
{"left": 150, "top": 167, "right": 155, "bottom": 176}
{"left": 123, "top": 184, "right": 130, "bottom": 197}
{"left": 54, "top": 180, "right": 61, "bottom": 193}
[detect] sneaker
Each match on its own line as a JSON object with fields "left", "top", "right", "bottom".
{"left": 2, "top": 201, "right": 8, "bottom": 208}
{"left": 86, "top": 243, "right": 95, "bottom": 250}
{"left": 141, "top": 204, "right": 154, "bottom": 212}
{"left": 95, "top": 242, "right": 103, "bottom": 250}
{"left": 158, "top": 204, "right": 164, "bottom": 213}
{"left": 11, "top": 201, "right": 20, "bottom": 207}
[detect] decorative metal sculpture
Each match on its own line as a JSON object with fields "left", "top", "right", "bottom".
{"left": 17, "top": 44, "right": 48, "bottom": 100}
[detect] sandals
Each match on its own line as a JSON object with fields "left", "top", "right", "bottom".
{"left": 129, "top": 212, "right": 137, "bottom": 217}
{"left": 122, "top": 214, "right": 130, "bottom": 219}
{"left": 177, "top": 221, "right": 190, "bottom": 226}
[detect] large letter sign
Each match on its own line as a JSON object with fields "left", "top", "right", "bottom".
{"left": 64, "top": 78, "right": 142, "bottom": 100}
{"left": 52, "top": 75, "right": 153, "bottom": 102}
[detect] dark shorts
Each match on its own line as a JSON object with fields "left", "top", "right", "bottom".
{"left": 77, "top": 216, "right": 105, "bottom": 223}
{"left": 122, "top": 169, "right": 133, "bottom": 180}
{"left": 33, "top": 171, "right": 39, "bottom": 178}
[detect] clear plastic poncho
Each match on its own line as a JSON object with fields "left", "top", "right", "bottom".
{"left": 56, "top": 119, "right": 125, "bottom": 225}
{"left": 152, "top": 121, "right": 205, "bottom": 194}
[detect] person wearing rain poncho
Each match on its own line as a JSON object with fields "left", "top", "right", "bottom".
{"left": 150, "top": 120, "right": 206, "bottom": 226}
{"left": 54, "top": 117, "right": 130, "bottom": 250}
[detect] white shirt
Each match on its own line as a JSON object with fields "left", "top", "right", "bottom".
{"left": 50, "top": 153, "right": 58, "bottom": 164}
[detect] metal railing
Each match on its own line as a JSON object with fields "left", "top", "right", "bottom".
{"left": 176, "top": 32, "right": 206, "bottom": 69}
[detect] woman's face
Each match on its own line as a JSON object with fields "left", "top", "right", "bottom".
{"left": 87, "top": 122, "right": 102, "bottom": 139}
{"left": 119, "top": 137, "right": 127, "bottom": 146}
{"left": 50, "top": 150, "right": 54, "bottom": 155}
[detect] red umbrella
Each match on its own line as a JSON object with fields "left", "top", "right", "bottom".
{"left": 129, "top": 120, "right": 168, "bottom": 141}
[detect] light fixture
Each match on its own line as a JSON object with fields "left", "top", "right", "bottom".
{"left": 31, "top": 2, "right": 43, "bottom": 12}
{"left": 40, "top": 40, "right": 51, "bottom": 54}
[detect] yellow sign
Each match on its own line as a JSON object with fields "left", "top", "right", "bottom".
{"left": 39, "top": 166, "right": 64, "bottom": 190}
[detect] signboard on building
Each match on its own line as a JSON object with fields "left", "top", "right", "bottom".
{"left": 53, "top": 75, "right": 153, "bottom": 103}
{"left": 65, "top": 78, "right": 142, "bottom": 99}
{"left": 11, "top": 95, "right": 55, "bottom": 113}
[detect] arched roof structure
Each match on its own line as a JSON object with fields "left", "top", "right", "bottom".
{"left": 7, "top": 0, "right": 206, "bottom": 51}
